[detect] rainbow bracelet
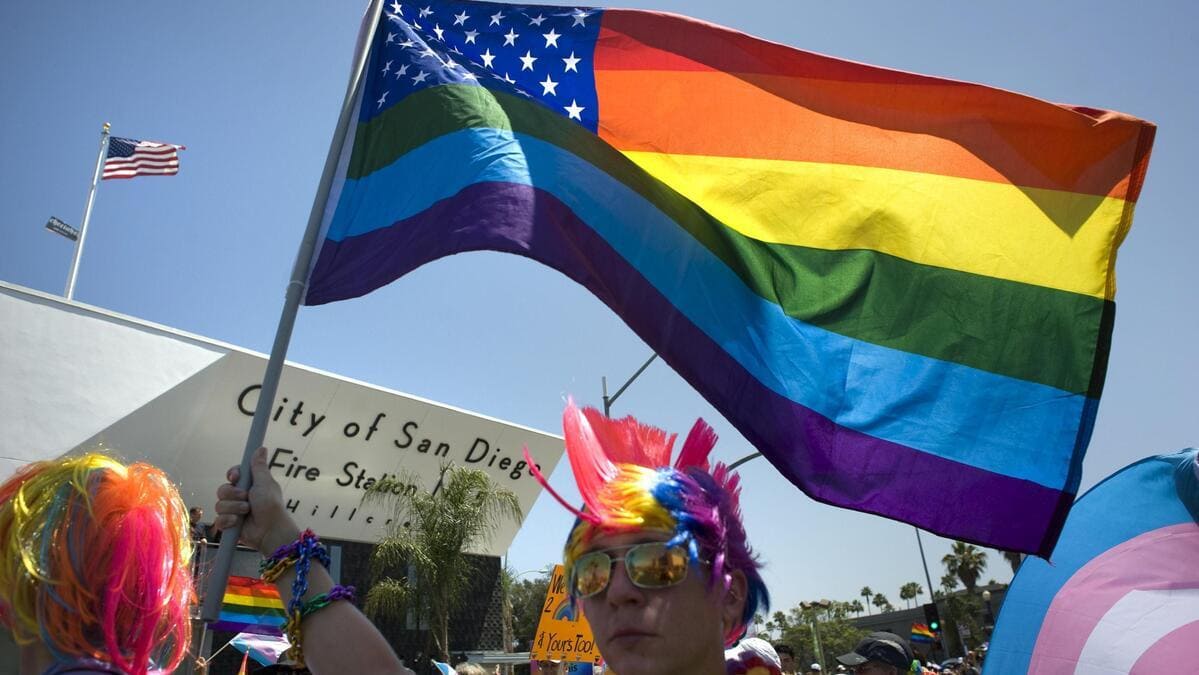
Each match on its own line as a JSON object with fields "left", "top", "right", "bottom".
{"left": 301, "top": 584, "right": 357, "bottom": 617}
{"left": 261, "top": 529, "right": 332, "bottom": 667}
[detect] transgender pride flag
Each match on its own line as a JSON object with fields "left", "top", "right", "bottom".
{"left": 302, "top": 0, "right": 1155, "bottom": 555}
{"left": 986, "top": 449, "right": 1199, "bottom": 673}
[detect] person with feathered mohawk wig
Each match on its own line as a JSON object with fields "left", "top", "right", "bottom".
{"left": 0, "top": 453, "right": 194, "bottom": 675}
{"left": 527, "top": 401, "right": 770, "bottom": 675}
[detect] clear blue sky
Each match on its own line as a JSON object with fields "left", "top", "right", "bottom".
{"left": 2, "top": 1, "right": 1195, "bottom": 619}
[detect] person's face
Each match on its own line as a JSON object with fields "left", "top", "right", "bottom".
{"left": 779, "top": 653, "right": 796, "bottom": 673}
{"left": 190, "top": 509, "right": 202, "bottom": 524}
{"left": 578, "top": 529, "right": 746, "bottom": 675}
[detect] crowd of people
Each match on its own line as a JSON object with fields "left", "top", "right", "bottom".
{"left": 0, "top": 403, "right": 954, "bottom": 675}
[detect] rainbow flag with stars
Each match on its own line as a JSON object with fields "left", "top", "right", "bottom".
{"left": 304, "top": 0, "right": 1155, "bottom": 555}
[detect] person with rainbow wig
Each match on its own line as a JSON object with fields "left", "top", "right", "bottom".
{"left": 0, "top": 453, "right": 195, "bottom": 675}
{"left": 528, "top": 401, "right": 770, "bottom": 675}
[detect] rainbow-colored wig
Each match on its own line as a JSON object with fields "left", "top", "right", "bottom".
{"left": 528, "top": 402, "right": 769, "bottom": 645}
{"left": 0, "top": 453, "right": 194, "bottom": 675}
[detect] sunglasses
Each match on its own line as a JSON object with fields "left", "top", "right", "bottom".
{"left": 570, "top": 541, "right": 696, "bottom": 598}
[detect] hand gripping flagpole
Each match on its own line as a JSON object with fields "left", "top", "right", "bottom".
{"left": 201, "top": 0, "right": 384, "bottom": 623}
{"left": 65, "top": 122, "right": 111, "bottom": 300}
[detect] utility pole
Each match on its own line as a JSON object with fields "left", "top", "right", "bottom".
{"left": 800, "top": 599, "right": 832, "bottom": 669}
{"left": 601, "top": 353, "right": 657, "bottom": 416}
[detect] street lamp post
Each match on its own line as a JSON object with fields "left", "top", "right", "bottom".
{"left": 800, "top": 599, "right": 832, "bottom": 670}
{"left": 981, "top": 590, "right": 995, "bottom": 638}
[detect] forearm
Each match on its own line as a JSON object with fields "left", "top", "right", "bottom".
{"left": 263, "top": 526, "right": 406, "bottom": 674}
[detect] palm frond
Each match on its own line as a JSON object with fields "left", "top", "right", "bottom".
{"left": 365, "top": 578, "right": 417, "bottom": 622}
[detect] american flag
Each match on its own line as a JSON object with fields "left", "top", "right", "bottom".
{"left": 363, "top": 1, "right": 601, "bottom": 131}
{"left": 102, "top": 136, "right": 185, "bottom": 180}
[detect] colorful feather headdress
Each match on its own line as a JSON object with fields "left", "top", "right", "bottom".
{"left": 526, "top": 400, "right": 768, "bottom": 642}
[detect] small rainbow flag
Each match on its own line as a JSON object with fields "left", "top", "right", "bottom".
{"left": 911, "top": 623, "right": 937, "bottom": 644}
{"left": 209, "top": 575, "right": 286, "bottom": 636}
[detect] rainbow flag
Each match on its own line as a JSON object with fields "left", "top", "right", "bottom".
{"left": 208, "top": 575, "right": 286, "bottom": 636}
{"left": 304, "top": 1, "right": 1155, "bottom": 554}
{"left": 911, "top": 623, "right": 937, "bottom": 644}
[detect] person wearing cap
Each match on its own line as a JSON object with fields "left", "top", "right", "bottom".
{"left": 725, "top": 637, "right": 782, "bottom": 675}
{"left": 531, "top": 403, "right": 771, "bottom": 675}
{"left": 835, "top": 632, "right": 915, "bottom": 674}
{"left": 807, "top": 664, "right": 823, "bottom": 674}
{"left": 773, "top": 644, "right": 797, "bottom": 674}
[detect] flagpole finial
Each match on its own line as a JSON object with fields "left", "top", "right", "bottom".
{"left": 102, "top": 122, "right": 110, "bottom": 133}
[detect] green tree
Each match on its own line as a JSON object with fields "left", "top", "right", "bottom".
{"left": 899, "top": 581, "right": 924, "bottom": 608}
{"left": 363, "top": 465, "right": 523, "bottom": 661}
{"left": 944, "top": 591, "right": 985, "bottom": 652}
{"left": 935, "top": 572, "right": 959, "bottom": 600}
{"left": 848, "top": 599, "right": 865, "bottom": 616}
{"left": 860, "top": 586, "right": 874, "bottom": 616}
{"left": 871, "top": 592, "right": 893, "bottom": 614}
{"left": 942, "top": 542, "right": 988, "bottom": 593}
{"left": 508, "top": 570, "right": 551, "bottom": 650}
{"left": 775, "top": 603, "right": 867, "bottom": 668}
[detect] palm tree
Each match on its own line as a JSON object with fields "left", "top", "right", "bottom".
{"left": 942, "top": 541, "right": 988, "bottom": 593}
{"left": 939, "top": 572, "right": 959, "bottom": 597}
{"left": 999, "top": 549, "right": 1025, "bottom": 574}
{"left": 871, "top": 592, "right": 891, "bottom": 614}
{"left": 860, "top": 586, "right": 874, "bottom": 615}
{"left": 899, "top": 582, "right": 924, "bottom": 608}
{"left": 363, "top": 465, "right": 523, "bottom": 661}
{"left": 848, "top": 599, "right": 865, "bottom": 617}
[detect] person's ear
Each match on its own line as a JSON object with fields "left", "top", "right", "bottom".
{"left": 720, "top": 569, "right": 749, "bottom": 637}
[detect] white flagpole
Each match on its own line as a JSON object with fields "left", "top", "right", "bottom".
{"left": 200, "top": 0, "right": 384, "bottom": 623}
{"left": 65, "top": 122, "right": 111, "bottom": 300}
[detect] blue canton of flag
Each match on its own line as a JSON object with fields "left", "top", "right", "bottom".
{"left": 361, "top": 0, "right": 602, "bottom": 132}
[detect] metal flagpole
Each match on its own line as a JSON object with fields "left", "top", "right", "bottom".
{"left": 65, "top": 122, "right": 111, "bottom": 300}
{"left": 200, "top": 0, "right": 385, "bottom": 623}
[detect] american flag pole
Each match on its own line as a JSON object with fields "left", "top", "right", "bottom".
{"left": 200, "top": 0, "right": 385, "bottom": 623}
{"left": 64, "top": 122, "right": 111, "bottom": 300}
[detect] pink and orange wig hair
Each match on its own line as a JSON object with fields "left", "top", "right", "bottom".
{"left": 0, "top": 453, "right": 194, "bottom": 675}
{"left": 528, "top": 402, "right": 769, "bottom": 645}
